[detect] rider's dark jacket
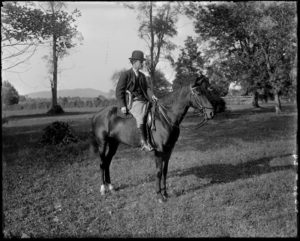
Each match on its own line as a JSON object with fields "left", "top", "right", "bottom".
{"left": 116, "top": 68, "right": 153, "bottom": 108}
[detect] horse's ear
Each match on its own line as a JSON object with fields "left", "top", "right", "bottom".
{"left": 192, "top": 76, "right": 202, "bottom": 87}
{"left": 197, "top": 74, "right": 210, "bottom": 89}
{"left": 191, "top": 81, "right": 196, "bottom": 88}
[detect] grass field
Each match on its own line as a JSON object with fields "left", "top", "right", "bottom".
{"left": 2, "top": 103, "right": 298, "bottom": 237}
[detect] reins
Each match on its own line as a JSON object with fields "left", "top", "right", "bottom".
{"left": 187, "top": 86, "right": 215, "bottom": 129}
{"left": 154, "top": 86, "right": 214, "bottom": 130}
{"left": 189, "top": 110, "right": 208, "bottom": 129}
{"left": 157, "top": 102, "right": 180, "bottom": 129}
{"left": 190, "top": 86, "right": 215, "bottom": 113}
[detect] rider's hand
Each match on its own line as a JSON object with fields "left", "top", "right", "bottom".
{"left": 121, "top": 106, "right": 127, "bottom": 114}
{"left": 152, "top": 95, "right": 158, "bottom": 102}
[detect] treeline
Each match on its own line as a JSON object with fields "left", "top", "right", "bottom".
{"left": 2, "top": 96, "right": 117, "bottom": 111}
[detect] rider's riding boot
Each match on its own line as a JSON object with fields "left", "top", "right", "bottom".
{"left": 138, "top": 124, "right": 153, "bottom": 152}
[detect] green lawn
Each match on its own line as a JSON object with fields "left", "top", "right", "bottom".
{"left": 2, "top": 103, "right": 297, "bottom": 237}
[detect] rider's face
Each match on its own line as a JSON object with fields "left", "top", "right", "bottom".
{"left": 133, "top": 60, "right": 143, "bottom": 70}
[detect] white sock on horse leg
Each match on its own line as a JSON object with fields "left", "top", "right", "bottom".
{"left": 100, "top": 184, "right": 106, "bottom": 195}
{"left": 108, "top": 184, "right": 114, "bottom": 191}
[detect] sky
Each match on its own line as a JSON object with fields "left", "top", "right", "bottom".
{"left": 2, "top": 1, "right": 197, "bottom": 95}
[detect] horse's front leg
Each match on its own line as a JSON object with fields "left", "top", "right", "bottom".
{"left": 161, "top": 151, "right": 171, "bottom": 199}
{"left": 155, "top": 155, "right": 162, "bottom": 194}
{"left": 155, "top": 152, "right": 167, "bottom": 203}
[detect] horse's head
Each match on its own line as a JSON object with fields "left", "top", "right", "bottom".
{"left": 189, "top": 75, "right": 214, "bottom": 120}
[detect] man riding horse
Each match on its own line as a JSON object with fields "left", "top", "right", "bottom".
{"left": 116, "top": 50, "right": 158, "bottom": 152}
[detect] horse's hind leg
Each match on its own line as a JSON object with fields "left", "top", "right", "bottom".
{"left": 98, "top": 141, "right": 108, "bottom": 195}
{"left": 104, "top": 140, "right": 119, "bottom": 192}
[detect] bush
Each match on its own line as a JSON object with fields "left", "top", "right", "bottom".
{"left": 39, "top": 121, "right": 78, "bottom": 146}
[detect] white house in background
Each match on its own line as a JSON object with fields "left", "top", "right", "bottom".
{"left": 229, "top": 81, "right": 242, "bottom": 91}
{"left": 227, "top": 81, "right": 244, "bottom": 96}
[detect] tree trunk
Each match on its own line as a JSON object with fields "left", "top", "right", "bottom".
{"left": 47, "top": 34, "right": 64, "bottom": 115}
{"left": 274, "top": 91, "right": 282, "bottom": 114}
{"left": 52, "top": 34, "right": 58, "bottom": 107}
{"left": 252, "top": 90, "right": 260, "bottom": 108}
{"left": 149, "top": 2, "right": 155, "bottom": 91}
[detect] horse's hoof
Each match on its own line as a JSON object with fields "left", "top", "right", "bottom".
{"left": 162, "top": 192, "right": 169, "bottom": 199}
{"left": 157, "top": 193, "right": 168, "bottom": 203}
{"left": 107, "top": 184, "right": 116, "bottom": 194}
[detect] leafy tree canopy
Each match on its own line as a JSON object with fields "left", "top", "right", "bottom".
{"left": 126, "top": 2, "right": 179, "bottom": 88}
{"left": 184, "top": 2, "right": 296, "bottom": 102}
{"left": 173, "top": 36, "right": 205, "bottom": 90}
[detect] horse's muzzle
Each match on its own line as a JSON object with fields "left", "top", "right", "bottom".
{"left": 205, "top": 110, "right": 214, "bottom": 120}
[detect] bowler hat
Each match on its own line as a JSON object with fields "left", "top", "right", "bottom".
{"left": 129, "top": 50, "right": 146, "bottom": 61}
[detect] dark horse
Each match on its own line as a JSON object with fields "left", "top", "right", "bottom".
{"left": 90, "top": 77, "right": 214, "bottom": 202}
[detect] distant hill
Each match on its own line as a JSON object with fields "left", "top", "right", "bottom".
{"left": 26, "top": 88, "right": 113, "bottom": 99}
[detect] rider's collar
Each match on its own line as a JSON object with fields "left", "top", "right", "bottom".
{"left": 132, "top": 68, "right": 139, "bottom": 77}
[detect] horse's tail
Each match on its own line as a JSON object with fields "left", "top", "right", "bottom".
{"left": 89, "top": 106, "right": 115, "bottom": 157}
{"left": 89, "top": 130, "right": 99, "bottom": 157}
{"left": 89, "top": 116, "right": 99, "bottom": 157}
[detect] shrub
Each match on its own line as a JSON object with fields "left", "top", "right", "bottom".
{"left": 39, "top": 121, "right": 78, "bottom": 146}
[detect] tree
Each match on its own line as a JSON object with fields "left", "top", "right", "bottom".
{"left": 253, "top": 2, "right": 297, "bottom": 113}
{"left": 184, "top": 2, "right": 264, "bottom": 107}
{"left": 94, "top": 95, "right": 106, "bottom": 107}
{"left": 152, "top": 69, "right": 172, "bottom": 90}
{"left": 1, "top": 2, "right": 45, "bottom": 70}
{"left": 173, "top": 36, "right": 205, "bottom": 90}
{"left": 2, "top": 81, "right": 20, "bottom": 105}
{"left": 39, "top": 2, "right": 82, "bottom": 114}
{"left": 125, "top": 2, "right": 179, "bottom": 89}
{"left": 59, "top": 96, "right": 69, "bottom": 107}
{"left": 19, "top": 95, "right": 26, "bottom": 102}
{"left": 147, "top": 69, "right": 172, "bottom": 97}
{"left": 206, "top": 63, "right": 230, "bottom": 97}
{"left": 184, "top": 2, "right": 296, "bottom": 112}
{"left": 2, "top": 2, "right": 83, "bottom": 114}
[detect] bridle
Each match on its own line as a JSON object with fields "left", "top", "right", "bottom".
{"left": 190, "top": 85, "right": 214, "bottom": 118}
{"left": 188, "top": 85, "right": 215, "bottom": 129}
{"left": 156, "top": 85, "right": 214, "bottom": 129}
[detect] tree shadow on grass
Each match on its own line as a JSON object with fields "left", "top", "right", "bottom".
{"left": 169, "top": 153, "right": 295, "bottom": 197}
{"left": 6, "top": 111, "right": 97, "bottom": 121}
{"left": 185, "top": 105, "right": 296, "bottom": 124}
{"left": 115, "top": 153, "right": 295, "bottom": 194}
{"left": 175, "top": 114, "right": 297, "bottom": 152}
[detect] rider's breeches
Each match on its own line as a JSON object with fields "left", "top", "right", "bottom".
{"left": 129, "top": 100, "right": 147, "bottom": 127}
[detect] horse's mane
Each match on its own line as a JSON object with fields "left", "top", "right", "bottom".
{"left": 158, "top": 85, "right": 190, "bottom": 109}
